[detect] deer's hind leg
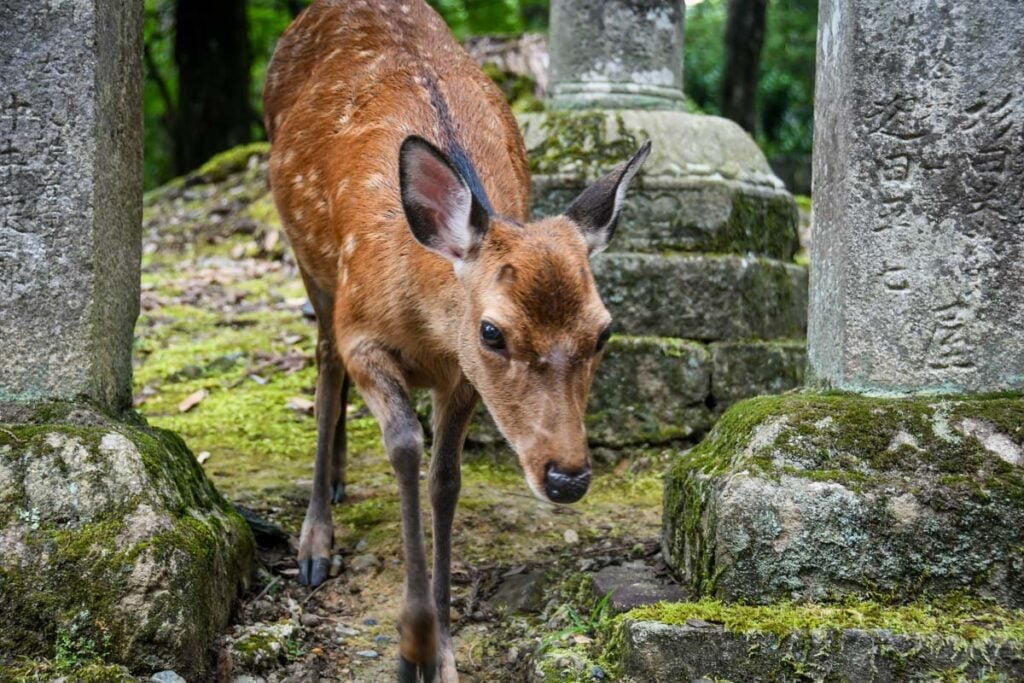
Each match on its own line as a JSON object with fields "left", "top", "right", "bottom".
{"left": 297, "top": 279, "right": 343, "bottom": 587}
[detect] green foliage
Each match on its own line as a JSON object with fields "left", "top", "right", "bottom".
{"left": 427, "top": 0, "right": 549, "bottom": 38}
{"left": 685, "top": 0, "right": 818, "bottom": 159}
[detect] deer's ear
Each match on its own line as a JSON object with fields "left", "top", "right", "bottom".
{"left": 399, "top": 136, "right": 489, "bottom": 269}
{"left": 565, "top": 141, "right": 651, "bottom": 255}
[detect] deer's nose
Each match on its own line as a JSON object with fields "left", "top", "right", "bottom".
{"left": 544, "top": 463, "right": 591, "bottom": 504}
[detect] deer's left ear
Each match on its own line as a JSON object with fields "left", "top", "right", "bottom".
{"left": 565, "top": 141, "right": 651, "bottom": 255}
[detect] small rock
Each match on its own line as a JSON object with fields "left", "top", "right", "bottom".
{"left": 336, "top": 624, "right": 359, "bottom": 637}
{"left": 329, "top": 554, "right": 344, "bottom": 577}
{"left": 232, "top": 677, "right": 267, "bottom": 683}
{"left": 152, "top": 672, "right": 186, "bottom": 683}
{"left": 356, "top": 649, "right": 379, "bottom": 659}
{"left": 363, "top": 617, "right": 378, "bottom": 626}
{"left": 488, "top": 571, "right": 548, "bottom": 614}
{"left": 563, "top": 529, "right": 579, "bottom": 544}
{"left": 591, "top": 665, "right": 607, "bottom": 681}
{"left": 299, "top": 612, "right": 322, "bottom": 627}
{"left": 355, "top": 538, "right": 368, "bottom": 552}
{"left": 350, "top": 553, "right": 381, "bottom": 573}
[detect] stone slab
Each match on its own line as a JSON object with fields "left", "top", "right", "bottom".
{"left": 585, "top": 336, "right": 712, "bottom": 446}
{"left": 710, "top": 340, "right": 806, "bottom": 407}
{"left": 663, "top": 394, "right": 1024, "bottom": 606}
{"left": 590, "top": 562, "right": 689, "bottom": 614}
{"left": 0, "top": 403, "right": 254, "bottom": 677}
{"left": 532, "top": 176, "right": 799, "bottom": 259}
{"left": 593, "top": 254, "right": 807, "bottom": 341}
{"left": 622, "top": 619, "right": 1024, "bottom": 682}
{"left": 810, "top": 0, "right": 1024, "bottom": 393}
{"left": 0, "top": 1, "right": 143, "bottom": 410}
{"left": 548, "top": 0, "right": 685, "bottom": 110}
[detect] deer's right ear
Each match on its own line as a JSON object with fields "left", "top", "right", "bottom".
{"left": 399, "top": 136, "right": 489, "bottom": 270}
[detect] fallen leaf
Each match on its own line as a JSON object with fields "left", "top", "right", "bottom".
{"left": 614, "top": 458, "right": 631, "bottom": 478}
{"left": 178, "top": 389, "right": 208, "bottom": 413}
{"left": 571, "top": 634, "right": 593, "bottom": 645}
{"left": 196, "top": 451, "right": 211, "bottom": 465}
{"left": 288, "top": 397, "right": 315, "bottom": 416}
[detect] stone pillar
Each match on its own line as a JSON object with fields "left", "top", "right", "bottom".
{"left": 549, "top": 0, "right": 686, "bottom": 110}
{"left": 0, "top": 3, "right": 253, "bottom": 675}
{"left": 511, "top": 0, "right": 806, "bottom": 450}
{"left": 662, "top": 0, "right": 1024, "bottom": 625}
{"left": 0, "top": 0, "right": 142, "bottom": 411}
{"left": 810, "top": 0, "right": 1024, "bottom": 393}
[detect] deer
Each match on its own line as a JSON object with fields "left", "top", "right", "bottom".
{"left": 263, "top": 1, "right": 649, "bottom": 680}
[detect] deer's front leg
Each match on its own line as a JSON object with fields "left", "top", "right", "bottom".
{"left": 430, "top": 381, "right": 477, "bottom": 683}
{"left": 345, "top": 342, "right": 436, "bottom": 682}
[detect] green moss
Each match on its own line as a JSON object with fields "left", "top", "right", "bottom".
{"left": 195, "top": 142, "right": 271, "bottom": 182}
{"left": 709, "top": 191, "right": 800, "bottom": 261}
{"left": 525, "top": 111, "right": 648, "bottom": 180}
{"left": 624, "top": 597, "right": 1024, "bottom": 647}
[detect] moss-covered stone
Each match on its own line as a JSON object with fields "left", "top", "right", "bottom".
{"left": 593, "top": 253, "right": 808, "bottom": 341}
{"left": 663, "top": 393, "right": 1024, "bottom": 606}
{"left": 0, "top": 401, "right": 255, "bottom": 678}
{"left": 710, "top": 339, "right": 806, "bottom": 408}
{"left": 620, "top": 598, "right": 1024, "bottom": 682}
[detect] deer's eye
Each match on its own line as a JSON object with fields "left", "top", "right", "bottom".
{"left": 480, "top": 321, "right": 506, "bottom": 351}
{"left": 595, "top": 325, "right": 613, "bottom": 353}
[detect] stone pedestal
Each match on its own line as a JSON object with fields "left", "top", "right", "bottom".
{"left": 508, "top": 108, "right": 806, "bottom": 447}
{"left": 0, "top": 2, "right": 253, "bottom": 676}
{"left": 661, "top": 0, "right": 1024, "bottom": 623}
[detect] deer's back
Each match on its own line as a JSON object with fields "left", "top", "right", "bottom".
{"left": 264, "top": 0, "right": 530, "bottom": 310}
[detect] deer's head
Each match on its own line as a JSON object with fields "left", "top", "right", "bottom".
{"left": 399, "top": 136, "right": 650, "bottom": 503}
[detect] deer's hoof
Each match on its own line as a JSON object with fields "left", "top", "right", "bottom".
{"left": 331, "top": 481, "right": 347, "bottom": 505}
{"left": 398, "top": 656, "right": 437, "bottom": 683}
{"left": 298, "top": 556, "right": 331, "bottom": 587}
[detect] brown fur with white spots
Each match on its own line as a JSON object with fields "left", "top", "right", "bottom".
{"left": 264, "top": 1, "right": 649, "bottom": 680}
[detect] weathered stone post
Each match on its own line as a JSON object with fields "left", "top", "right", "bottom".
{"left": 511, "top": 0, "right": 807, "bottom": 450}
{"left": 648, "top": 1, "right": 1024, "bottom": 678}
{"left": 0, "top": 2, "right": 252, "bottom": 677}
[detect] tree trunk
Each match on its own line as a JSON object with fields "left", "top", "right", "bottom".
{"left": 721, "top": 0, "right": 768, "bottom": 135}
{"left": 174, "top": 0, "right": 251, "bottom": 174}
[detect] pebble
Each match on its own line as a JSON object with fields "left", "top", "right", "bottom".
{"left": 151, "top": 672, "right": 186, "bottom": 683}
{"left": 329, "top": 554, "right": 344, "bottom": 577}
{"left": 299, "top": 612, "right": 322, "bottom": 627}
{"left": 355, "top": 538, "right": 369, "bottom": 552}
{"left": 336, "top": 624, "right": 359, "bottom": 637}
{"left": 363, "top": 617, "right": 378, "bottom": 626}
{"left": 591, "top": 665, "right": 607, "bottom": 680}
{"left": 374, "top": 634, "right": 395, "bottom": 645}
{"left": 356, "top": 649, "right": 379, "bottom": 659}
{"left": 563, "top": 528, "right": 579, "bottom": 544}
{"left": 350, "top": 553, "right": 381, "bottom": 573}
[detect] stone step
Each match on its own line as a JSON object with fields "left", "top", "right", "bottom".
{"left": 430, "top": 337, "right": 806, "bottom": 448}
{"left": 517, "top": 110, "right": 800, "bottom": 259}
{"left": 663, "top": 393, "right": 1024, "bottom": 607}
{"left": 618, "top": 601, "right": 1024, "bottom": 682}
{"left": 532, "top": 175, "right": 800, "bottom": 259}
{"left": 592, "top": 253, "right": 807, "bottom": 341}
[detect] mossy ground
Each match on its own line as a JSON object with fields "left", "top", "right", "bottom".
{"left": 125, "top": 150, "right": 671, "bottom": 680}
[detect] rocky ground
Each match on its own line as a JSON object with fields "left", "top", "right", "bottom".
{"left": 129, "top": 146, "right": 684, "bottom": 682}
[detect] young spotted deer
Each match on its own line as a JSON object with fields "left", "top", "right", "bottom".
{"left": 264, "top": 1, "right": 648, "bottom": 680}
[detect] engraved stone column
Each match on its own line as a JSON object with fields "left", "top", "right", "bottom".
{"left": 0, "top": 0, "right": 143, "bottom": 411}
{"left": 810, "top": 0, "right": 1024, "bottom": 393}
{"left": 549, "top": 0, "right": 686, "bottom": 110}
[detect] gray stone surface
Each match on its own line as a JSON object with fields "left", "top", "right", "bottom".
{"left": 663, "top": 394, "right": 1024, "bottom": 607}
{"left": 593, "top": 254, "right": 807, "bottom": 341}
{"left": 710, "top": 340, "right": 806, "bottom": 407}
{"left": 0, "top": 1, "right": 143, "bottom": 411}
{"left": 548, "top": 0, "right": 685, "bottom": 110}
{"left": 0, "top": 403, "right": 254, "bottom": 677}
{"left": 810, "top": 0, "right": 1024, "bottom": 393}
{"left": 586, "top": 336, "right": 711, "bottom": 446}
{"left": 488, "top": 571, "right": 549, "bottom": 614}
{"left": 622, "top": 619, "right": 1024, "bottom": 683}
{"left": 590, "top": 562, "right": 688, "bottom": 614}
